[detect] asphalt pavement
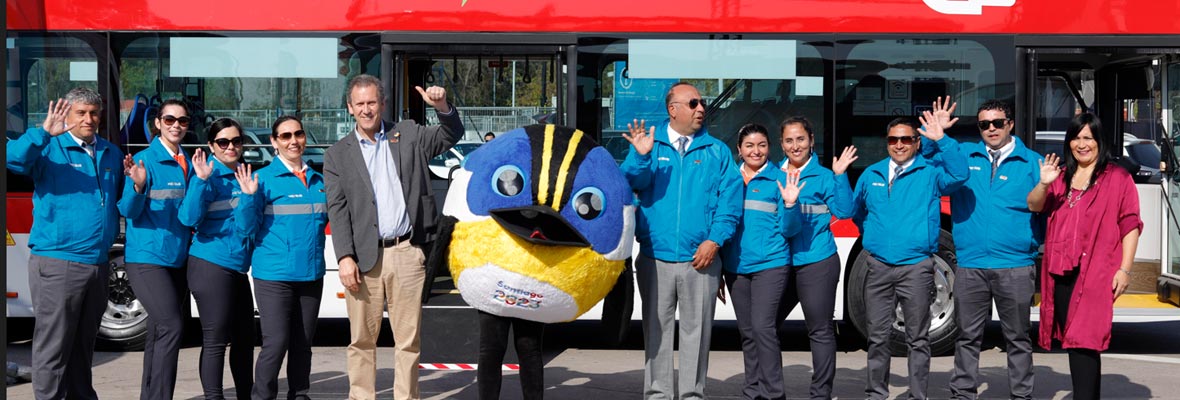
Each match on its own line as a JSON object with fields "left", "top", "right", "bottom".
{"left": 7, "top": 320, "right": 1180, "bottom": 399}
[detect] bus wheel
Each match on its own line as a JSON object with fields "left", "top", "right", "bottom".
{"left": 846, "top": 229, "right": 960, "bottom": 357}
{"left": 97, "top": 252, "right": 148, "bottom": 351}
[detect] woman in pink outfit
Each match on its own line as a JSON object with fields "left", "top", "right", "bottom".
{"left": 1027, "top": 113, "right": 1142, "bottom": 400}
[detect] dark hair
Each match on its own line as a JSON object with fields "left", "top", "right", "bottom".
{"left": 1063, "top": 112, "right": 1109, "bottom": 189}
{"left": 157, "top": 99, "right": 190, "bottom": 117}
{"left": 737, "top": 123, "right": 769, "bottom": 143}
{"left": 271, "top": 115, "right": 303, "bottom": 138}
{"left": 886, "top": 117, "right": 919, "bottom": 134}
{"left": 779, "top": 116, "right": 814, "bottom": 138}
{"left": 347, "top": 74, "right": 385, "bottom": 104}
{"left": 977, "top": 99, "right": 1013, "bottom": 120}
{"left": 484, "top": 132, "right": 496, "bottom": 139}
{"left": 207, "top": 117, "right": 243, "bottom": 142}
{"left": 664, "top": 82, "right": 696, "bottom": 107}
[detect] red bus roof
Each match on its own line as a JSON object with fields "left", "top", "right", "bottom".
{"left": 8, "top": 0, "right": 1180, "bottom": 34}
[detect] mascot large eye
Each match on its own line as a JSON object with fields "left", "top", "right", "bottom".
{"left": 571, "top": 187, "right": 605, "bottom": 220}
{"left": 491, "top": 165, "right": 526, "bottom": 197}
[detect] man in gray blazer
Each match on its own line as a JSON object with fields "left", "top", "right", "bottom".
{"left": 324, "top": 74, "right": 463, "bottom": 400}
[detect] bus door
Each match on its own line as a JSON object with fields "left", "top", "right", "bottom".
{"left": 1023, "top": 44, "right": 1180, "bottom": 308}
{"left": 382, "top": 34, "right": 576, "bottom": 361}
{"left": 1162, "top": 56, "right": 1180, "bottom": 306}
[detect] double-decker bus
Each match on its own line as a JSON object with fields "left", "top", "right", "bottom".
{"left": 7, "top": 0, "right": 1180, "bottom": 356}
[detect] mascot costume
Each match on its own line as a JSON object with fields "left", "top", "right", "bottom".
{"left": 426, "top": 124, "right": 634, "bottom": 399}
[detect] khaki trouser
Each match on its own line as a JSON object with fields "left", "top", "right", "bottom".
{"left": 345, "top": 240, "right": 426, "bottom": 400}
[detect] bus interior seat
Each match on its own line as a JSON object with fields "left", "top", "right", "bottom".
{"left": 120, "top": 94, "right": 152, "bottom": 146}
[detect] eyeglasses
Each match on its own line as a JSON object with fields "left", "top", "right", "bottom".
{"left": 275, "top": 130, "right": 306, "bottom": 141}
{"left": 976, "top": 118, "right": 1009, "bottom": 130}
{"left": 672, "top": 98, "right": 707, "bottom": 109}
{"left": 212, "top": 137, "right": 244, "bottom": 149}
{"left": 887, "top": 135, "right": 919, "bottom": 145}
{"left": 161, "top": 115, "right": 191, "bottom": 126}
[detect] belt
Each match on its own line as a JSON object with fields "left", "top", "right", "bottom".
{"left": 379, "top": 231, "right": 413, "bottom": 248}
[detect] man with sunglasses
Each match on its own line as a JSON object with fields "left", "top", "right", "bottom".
{"left": 324, "top": 74, "right": 463, "bottom": 400}
{"left": 7, "top": 88, "right": 125, "bottom": 399}
{"left": 936, "top": 99, "right": 1041, "bottom": 400}
{"left": 851, "top": 111, "right": 967, "bottom": 400}
{"left": 620, "top": 82, "right": 743, "bottom": 400}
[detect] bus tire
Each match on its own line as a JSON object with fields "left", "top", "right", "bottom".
{"left": 845, "top": 230, "right": 959, "bottom": 357}
{"left": 96, "top": 252, "right": 148, "bottom": 351}
{"left": 599, "top": 258, "right": 634, "bottom": 347}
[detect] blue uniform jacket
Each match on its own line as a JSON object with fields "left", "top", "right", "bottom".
{"left": 118, "top": 138, "right": 191, "bottom": 267}
{"left": 6, "top": 127, "right": 124, "bottom": 264}
{"left": 721, "top": 162, "right": 803, "bottom": 274}
{"left": 178, "top": 158, "right": 252, "bottom": 273}
{"left": 948, "top": 137, "right": 1043, "bottom": 269}
{"left": 238, "top": 161, "right": 327, "bottom": 282}
{"left": 785, "top": 155, "right": 855, "bottom": 266}
{"left": 852, "top": 136, "right": 968, "bottom": 265}
{"left": 620, "top": 120, "right": 743, "bottom": 262}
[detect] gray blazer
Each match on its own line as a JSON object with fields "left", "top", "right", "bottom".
{"left": 323, "top": 108, "right": 464, "bottom": 272}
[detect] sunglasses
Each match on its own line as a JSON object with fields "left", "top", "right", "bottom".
{"left": 212, "top": 136, "right": 244, "bottom": 149}
{"left": 977, "top": 118, "right": 1009, "bottom": 130}
{"left": 161, "top": 115, "right": 191, "bottom": 126}
{"left": 275, "top": 130, "right": 306, "bottom": 141}
{"left": 673, "top": 98, "right": 707, "bottom": 109}
{"left": 887, "top": 135, "right": 919, "bottom": 145}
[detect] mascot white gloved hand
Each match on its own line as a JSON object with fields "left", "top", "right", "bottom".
{"left": 431, "top": 124, "right": 634, "bottom": 323}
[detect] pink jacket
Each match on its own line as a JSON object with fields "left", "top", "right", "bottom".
{"left": 1038, "top": 165, "right": 1142, "bottom": 351}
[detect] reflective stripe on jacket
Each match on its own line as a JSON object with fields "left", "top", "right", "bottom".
{"left": 238, "top": 161, "right": 327, "bottom": 281}
{"left": 118, "top": 137, "right": 191, "bottom": 267}
{"left": 722, "top": 161, "right": 803, "bottom": 274}
{"left": 178, "top": 158, "right": 251, "bottom": 273}
{"left": 784, "top": 155, "right": 855, "bottom": 266}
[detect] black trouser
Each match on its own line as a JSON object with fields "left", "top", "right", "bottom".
{"left": 28, "top": 254, "right": 109, "bottom": 400}
{"left": 779, "top": 254, "right": 841, "bottom": 400}
{"left": 126, "top": 262, "right": 188, "bottom": 400}
{"left": 726, "top": 266, "right": 790, "bottom": 400}
{"left": 1053, "top": 270, "right": 1101, "bottom": 400}
{"left": 252, "top": 278, "right": 322, "bottom": 400}
{"left": 478, "top": 310, "right": 545, "bottom": 400}
{"left": 188, "top": 256, "right": 255, "bottom": 400}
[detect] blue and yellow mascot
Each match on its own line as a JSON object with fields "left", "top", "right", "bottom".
{"left": 429, "top": 124, "right": 634, "bottom": 399}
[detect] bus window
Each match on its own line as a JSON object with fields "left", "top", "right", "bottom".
{"left": 6, "top": 35, "right": 99, "bottom": 192}
{"left": 585, "top": 38, "right": 830, "bottom": 164}
{"left": 835, "top": 38, "right": 1015, "bottom": 171}
{"left": 114, "top": 34, "right": 380, "bottom": 166}
{"left": 1035, "top": 74, "right": 1084, "bottom": 132}
{"left": 6, "top": 36, "right": 99, "bottom": 141}
{"left": 417, "top": 56, "right": 560, "bottom": 143}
